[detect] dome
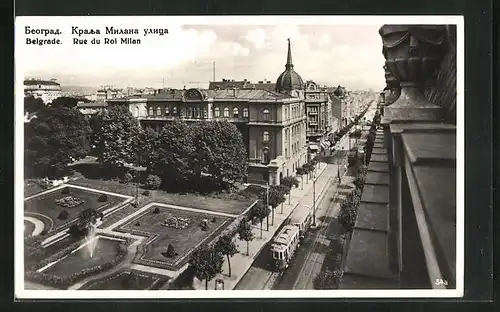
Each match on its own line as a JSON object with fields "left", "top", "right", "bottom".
{"left": 276, "top": 39, "right": 304, "bottom": 93}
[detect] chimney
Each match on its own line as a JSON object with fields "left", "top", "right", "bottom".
{"left": 233, "top": 88, "right": 236, "bottom": 97}
{"left": 258, "top": 81, "right": 263, "bottom": 84}
{"left": 243, "top": 79, "right": 247, "bottom": 82}
{"left": 267, "top": 81, "right": 271, "bottom": 84}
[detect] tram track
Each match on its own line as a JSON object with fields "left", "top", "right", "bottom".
{"left": 291, "top": 167, "right": 349, "bottom": 290}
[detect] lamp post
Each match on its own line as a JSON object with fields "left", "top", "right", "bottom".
{"left": 266, "top": 182, "right": 270, "bottom": 229}
{"left": 312, "top": 171, "right": 316, "bottom": 227}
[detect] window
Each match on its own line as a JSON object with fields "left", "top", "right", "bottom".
{"left": 156, "top": 106, "right": 161, "bottom": 116}
{"left": 203, "top": 109, "right": 208, "bottom": 118}
{"left": 284, "top": 107, "right": 288, "bottom": 120}
{"left": 224, "top": 107, "right": 230, "bottom": 117}
{"left": 214, "top": 107, "right": 220, "bottom": 117}
{"left": 263, "top": 131, "right": 270, "bottom": 142}
{"left": 243, "top": 107, "right": 249, "bottom": 118}
{"left": 165, "top": 106, "right": 169, "bottom": 116}
{"left": 233, "top": 107, "right": 239, "bottom": 118}
{"left": 173, "top": 106, "right": 177, "bottom": 115}
{"left": 263, "top": 108, "right": 270, "bottom": 121}
{"left": 285, "top": 148, "right": 288, "bottom": 158}
{"left": 148, "top": 106, "right": 153, "bottom": 116}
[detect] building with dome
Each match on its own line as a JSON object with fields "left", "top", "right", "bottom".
{"left": 108, "top": 40, "right": 308, "bottom": 186}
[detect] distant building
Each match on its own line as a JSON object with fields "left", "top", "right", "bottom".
{"left": 304, "top": 80, "right": 340, "bottom": 151}
{"left": 209, "top": 78, "right": 277, "bottom": 92}
{"left": 76, "top": 101, "right": 107, "bottom": 116}
{"left": 96, "top": 86, "right": 124, "bottom": 101}
{"left": 24, "top": 78, "right": 62, "bottom": 104}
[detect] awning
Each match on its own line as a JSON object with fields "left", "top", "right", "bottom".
{"left": 320, "top": 140, "right": 331, "bottom": 149}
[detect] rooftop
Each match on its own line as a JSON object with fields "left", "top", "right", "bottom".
{"left": 24, "top": 79, "right": 60, "bottom": 86}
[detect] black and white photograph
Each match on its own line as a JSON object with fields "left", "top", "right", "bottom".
{"left": 15, "top": 16, "right": 463, "bottom": 299}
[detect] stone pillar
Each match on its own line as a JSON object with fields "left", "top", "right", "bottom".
{"left": 379, "top": 24, "right": 447, "bottom": 280}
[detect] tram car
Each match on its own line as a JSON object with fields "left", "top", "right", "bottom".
{"left": 288, "top": 204, "right": 313, "bottom": 239}
{"left": 270, "top": 225, "right": 300, "bottom": 271}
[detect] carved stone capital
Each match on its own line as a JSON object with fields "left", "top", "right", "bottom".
{"left": 379, "top": 25, "right": 447, "bottom": 122}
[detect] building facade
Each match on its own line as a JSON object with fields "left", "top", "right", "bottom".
{"left": 108, "top": 88, "right": 307, "bottom": 185}
{"left": 23, "top": 78, "right": 62, "bottom": 104}
{"left": 304, "top": 80, "right": 341, "bottom": 151}
{"left": 96, "top": 86, "right": 124, "bottom": 101}
{"left": 76, "top": 101, "right": 108, "bottom": 116}
{"left": 107, "top": 39, "right": 308, "bottom": 186}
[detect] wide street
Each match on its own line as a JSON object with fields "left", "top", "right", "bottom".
{"left": 234, "top": 101, "right": 377, "bottom": 290}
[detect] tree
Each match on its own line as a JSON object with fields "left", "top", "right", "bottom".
{"left": 262, "top": 185, "right": 287, "bottom": 224}
{"left": 251, "top": 201, "right": 270, "bottom": 239}
{"left": 296, "top": 167, "right": 305, "bottom": 190}
{"left": 275, "top": 184, "right": 289, "bottom": 214}
{"left": 49, "top": 96, "right": 79, "bottom": 109}
{"left": 237, "top": 219, "right": 254, "bottom": 256}
{"left": 314, "top": 269, "right": 344, "bottom": 289}
{"left": 25, "top": 107, "right": 91, "bottom": 179}
{"left": 190, "top": 121, "right": 247, "bottom": 189}
{"left": 189, "top": 245, "right": 224, "bottom": 290}
{"left": 91, "top": 105, "right": 142, "bottom": 169}
{"left": 214, "top": 234, "right": 238, "bottom": 277}
{"left": 154, "top": 120, "right": 196, "bottom": 190}
{"left": 134, "top": 126, "right": 160, "bottom": 172}
{"left": 24, "top": 96, "right": 45, "bottom": 114}
{"left": 281, "top": 176, "right": 299, "bottom": 205}
{"left": 145, "top": 174, "right": 161, "bottom": 190}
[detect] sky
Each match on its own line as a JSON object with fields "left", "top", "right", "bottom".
{"left": 17, "top": 17, "right": 388, "bottom": 91}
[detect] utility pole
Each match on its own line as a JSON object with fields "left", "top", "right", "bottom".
{"left": 266, "top": 182, "right": 270, "bottom": 230}
{"left": 312, "top": 172, "right": 316, "bottom": 227}
{"left": 213, "top": 61, "right": 216, "bottom": 82}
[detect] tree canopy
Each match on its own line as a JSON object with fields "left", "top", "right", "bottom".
{"left": 25, "top": 107, "right": 91, "bottom": 178}
{"left": 91, "top": 105, "right": 142, "bottom": 168}
{"left": 24, "top": 96, "right": 44, "bottom": 114}
{"left": 189, "top": 245, "right": 224, "bottom": 290}
{"left": 49, "top": 96, "right": 80, "bottom": 109}
{"left": 214, "top": 234, "right": 238, "bottom": 277}
{"left": 190, "top": 121, "right": 247, "bottom": 188}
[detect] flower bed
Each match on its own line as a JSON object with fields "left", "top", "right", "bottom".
{"left": 161, "top": 215, "right": 191, "bottom": 229}
{"left": 55, "top": 196, "right": 84, "bottom": 208}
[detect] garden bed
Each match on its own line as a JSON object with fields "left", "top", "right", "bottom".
{"left": 70, "top": 177, "right": 255, "bottom": 215}
{"left": 80, "top": 269, "right": 169, "bottom": 290}
{"left": 115, "top": 205, "right": 233, "bottom": 270}
{"left": 24, "top": 186, "right": 126, "bottom": 233}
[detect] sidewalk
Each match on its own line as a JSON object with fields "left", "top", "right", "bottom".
{"left": 192, "top": 162, "right": 337, "bottom": 290}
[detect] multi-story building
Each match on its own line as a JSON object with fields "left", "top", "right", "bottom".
{"left": 304, "top": 80, "right": 342, "bottom": 151}
{"left": 108, "top": 39, "right": 307, "bottom": 185}
{"left": 96, "top": 86, "right": 124, "bottom": 101}
{"left": 76, "top": 101, "right": 108, "bottom": 116}
{"left": 209, "top": 78, "right": 277, "bottom": 92}
{"left": 23, "top": 78, "right": 62, "bottom": 104}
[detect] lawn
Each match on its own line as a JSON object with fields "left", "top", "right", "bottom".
{"left": 80, "top": 269, "right": 169, "bottom": 290}
{"left": 70, "top": 177, "right": 256, "bottom": 216}
{"left": 42, "top": 237, "right": 124, "bottom": 277}
{"left": 116, "top": 205, "right": 233, "bottom": 270}
{"left": 24, "top": 220, "right": 35, "bottom": 237}
{"left": 24, "top": 186, "right": 126, "bottom": 233}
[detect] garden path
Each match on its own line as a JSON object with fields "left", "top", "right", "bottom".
{"left": 24, "top": 216, "right": 44, "bottom": 236}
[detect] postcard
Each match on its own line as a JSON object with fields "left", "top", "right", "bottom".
{"left": 15, "top": 15, "right": 464, "bottom": 299}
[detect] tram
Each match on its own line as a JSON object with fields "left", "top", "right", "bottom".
{"left": 270, "top": 205, "right": 313, "bottom": 271}
{"left": 270, "top": 225, "right": 300, "bottom": 271}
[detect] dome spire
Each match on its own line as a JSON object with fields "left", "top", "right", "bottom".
{"left": 286, "top": 38, "right": 293, "bottom": 69}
